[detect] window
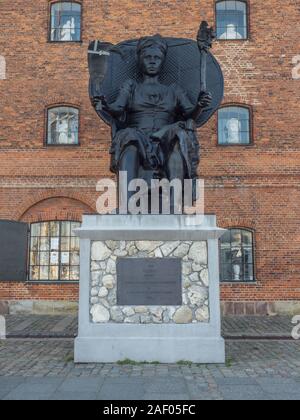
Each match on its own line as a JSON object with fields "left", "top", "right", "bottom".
{"left": 47, "top": 106, "right": 79, "bottom": 145}
{"left": 50, "top": 2, "right": 82, "bottom": 42}
{"left": 216, "top": 1, "right": 248, "bottom": 40}
{"left": 218, "top": 106, "right": 251, "bottom": 145}
{"left": 29, "top": 221, "right": 80, "bottom": 281}
{"left": 220, "top": 228, "right": 254, "bottom": 282}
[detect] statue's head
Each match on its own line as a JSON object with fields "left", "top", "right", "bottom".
{"left": 137, "top": 34, "right": 168, "bottom": 76}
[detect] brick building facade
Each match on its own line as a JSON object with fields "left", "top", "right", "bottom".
{"left": 0, "top": 0, "right": 299, "bottom": 315}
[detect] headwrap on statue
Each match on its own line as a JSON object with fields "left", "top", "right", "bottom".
{"left": 137, "top": 34, "right": 168, "bottom": 60}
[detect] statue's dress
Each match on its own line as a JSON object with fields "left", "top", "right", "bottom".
{"left": 110, "top": 79, "right": 199, "bottom": 179}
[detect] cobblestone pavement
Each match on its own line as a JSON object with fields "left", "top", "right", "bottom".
{"left": 5, "top": 315, "right": 78, "bottom": 338}
{"left": 0, "top": 338, "right": 299, "bottom": 400}
{"left": 3, "top": 314, "right": 295, "bottom": 338}
{"left": 223, "top": 316, "right": 294, "bottom": 338}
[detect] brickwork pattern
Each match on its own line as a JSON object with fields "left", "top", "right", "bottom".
{"left": 0, "top": 1, "right": 299, "bottom": 303}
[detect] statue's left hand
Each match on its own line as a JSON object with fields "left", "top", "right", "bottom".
{"left": 92, "top": 95, "right": 110, "bottom": 113}
{"left": 198, "top": 91, "right": 212, "bottom": 108}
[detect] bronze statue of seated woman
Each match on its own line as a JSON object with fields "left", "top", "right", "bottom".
{"left": 92, "top": 35, "right": 212, "bottom": 202}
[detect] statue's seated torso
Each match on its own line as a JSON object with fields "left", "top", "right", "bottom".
{"left": 126, "top": 81, "right": 181, "bottom": 133}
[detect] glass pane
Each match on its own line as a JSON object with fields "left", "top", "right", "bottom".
{"left": 60, "top": 266, "right": 70, "bottom": 281}
{"left": 50, "top": 237, "right": 60, "bottom": 251}
{"left": 70, "top": 222, "right": 80, "bottom": 236}
{"left": 72, "top": 3, "right": 81, "bottom": 12}
{"left": 50, "top": 266, "right": 59, "bottom": 281}
{"left": 61, "top": 2, "right": 73, "bottom": 11}
{"left": 242, "top": 230, "right": 253, "bottom": 245}
{"left": 50, "top": 221, "right": 60, "bottom": 236}
{"left": 30, "top": 237, "right": 39, "bottom": 252}
{"left": 39, "top": 252, "right": 49, "bottom": 266}
{"left": 245, "top": 264, "right": 254, "bottom": 282}
{"left": 40, "top": 238, "right": 50, "bottom": 251}
{"left": 50, "top": 252, "right": 59, "bottom": 265}
{"left": 30, "top": 266, "right": 39, "bottom": 281}
{"left": 40, "top": 222, "right": 50, "bottom": 237}
{"left": 61, "top": 251, "right": 70, "bottom": 265}
{"left": 217, "top": 1, "right": 226, "bottom": 11}
{"left": 221, "top": 229, "right": 231, "bottom": 244}
{"left": 61, "top": 222, "right": 71, "bottom": 236}
{"left": 70, "top": 266, "right": 79, "bottom": 280}
{"left": 243, "top": 246, "right": 254, "bottom": 280}
{"left": 31, "top": 223, "right": 40, "bottom": 236}
{"left": 223, "top": 249, "right": 232, "bottom": 264}
{"left": 221, "top": 263, "right": 232, "bottom": 282}
{"left": 226, "top": 1, "right": 237, "bottom": 8}
{"left": 70, "top": 252, "right": 80, "bottom": 265}
{"left": 61, "top": 237, "right": 70, "bottom": 251}
{"left": 231, "top": 229, "right": 242, "bottom": 246}
{"left": 70, "top": 237, "right": 79, "bottom": 251}
{"left": 232, "top": 261, "right": 242, "bottom": 281}
{"left": 30, "top": 252, "right": 39, "bottom": 266}
{"left": 40, "top": 267, "right": 49, "bottom": 281}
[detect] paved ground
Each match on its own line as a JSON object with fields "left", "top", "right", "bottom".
{"left": 0, "top": 339, "right": 299, "bottom": 400}
{"left": 3, "top": 314, "right": 294, "bottom": 339}
{"left": 0, "top": 315, "right": 299, "bottom": 400}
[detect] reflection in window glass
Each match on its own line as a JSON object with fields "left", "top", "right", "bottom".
{"left": 218, "top": 106, "right": 250, "bottom": 145}
{"left": 216, "top": 1, "right": 248, "bottom": 40}
{"left": 29, "top": 221, "right": 81, "bottom": 281}
{"left": 47, "top": 107, "right": 79, "bottom": 145}
{"left": 220, "top": 228, "right": 254, "bottom": 282}
{"left": 50, "top": 2, "right": 81, "bottom": 42}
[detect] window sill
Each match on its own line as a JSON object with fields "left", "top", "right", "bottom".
{"left": 45, "top": 144, "right": 80, "bottom": 148}
{"left": 217, "top": 143, "right": 253, "bottom": 147}
{"left": 221, "top": 281, "right": 257, "bottom": 285}
{"left": 26, "top": 281, "right": 79, "bottom": 285}
{"left": 216, "top": 38, "right": 250, "bottom": 43}
{"left": 47, "top": 40, "right": 83, "bottom": 44}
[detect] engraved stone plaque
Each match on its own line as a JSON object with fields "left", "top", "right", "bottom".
{"left": 117, "top": 258, "right": 182, "bottom": 306}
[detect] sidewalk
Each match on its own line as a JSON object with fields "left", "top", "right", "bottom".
{"left": 1, "top": 314, "right": 299, "bottom": 400}
{"left": 0, "top": 339, "right": 299, "bottom": 400}
{"left": 3, "top": 314, "right": 295, "bottom": 339}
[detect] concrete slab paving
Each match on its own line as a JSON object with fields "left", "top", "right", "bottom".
{"left": 0, "top": 317, "right": 299, "bottom": 400}
{"left": 98, "top": 383, "right": 146, "bottom": 400}
{"left": 142, "top": 393, "right": 190, "bottom": 401}
{"left": 218, "top": 385, "right": 270, "bottom": 401}
{"left": 50, "top": 391, "right": 99, "bottom": 401}
{"left": 58, "top": 377, "right": 105, "bottom": 392}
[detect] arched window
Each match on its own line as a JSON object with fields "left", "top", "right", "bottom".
{"left": 50, "top": 1, "right": 82, "bottom": 42}
{"left": 47, "top": 106, "right": 79, "bottom": 145}
{"left": 220, "top": 228, "right": 255, "bottom": 282}
{"left": 29, "top": 221, "right": 81, "bottom": 281}
{"left": 218, "top": 106, "right": 251, "bottom": 145}
{"left": 216, "top": 1, "right": 248, "bottom": 40}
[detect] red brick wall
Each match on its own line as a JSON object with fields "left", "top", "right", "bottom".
{"left": 0, "top": 282, "right": 78, "bottom": 301}
{"left": 0, "top": 196, "right": 94, "bottom": 300}
{"left": 0, "top": 1, "right": 299, "bottom": 304}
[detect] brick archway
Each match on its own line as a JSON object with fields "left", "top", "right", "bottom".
{"left": 18, "top": 193, "right": 95, "bottom": 223}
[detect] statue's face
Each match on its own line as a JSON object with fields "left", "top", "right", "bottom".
{"left": 140, "top": 47, "right": 165, "bottom": 76}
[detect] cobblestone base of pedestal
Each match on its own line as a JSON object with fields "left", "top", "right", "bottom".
{"left": 89, "top": 240, "right": 210, "bottom": 325}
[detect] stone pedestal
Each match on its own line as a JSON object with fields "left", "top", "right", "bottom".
{"left": 74, "top": 215, "right": 226, "bottom": 364}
